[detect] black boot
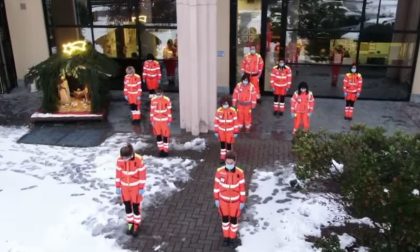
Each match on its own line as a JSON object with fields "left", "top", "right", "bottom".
{"left": 229, "top": 238, "right": 240, "bottom": 248}
{"left": 161, "top": 151, "right": 169, "bottom": 157}
{"left": 222, "top": 238, "right": 230, "bottom": 247}
{"left": 132, "top": 223, "right": 139, "bottom": 237}
{"left": 126, "top": 223, "right": 134, "bottom": 235}
{"left": 159, "top": 150, "right": 165, "bottom": 157}
{"left": 278, "top": 111, "right": 284, "bottom": 116}
{"left": 273, "top": 111, "right": 277, "bottom": 116}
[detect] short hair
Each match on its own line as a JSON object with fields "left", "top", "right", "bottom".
{"left": 120, "top": 143, "right": 134, "bottom": 157}
{"left": 219, "top": 96, "right": 232, "bottom": 107}
{"left": 240, "top": 73, "right": 250, "bottom": 82}
{"left": 225, "top": 151, "right": 237, "bottom": 161}
{"left": 146, "top": 53, "right": 155, "bottom": 60}
{"left": 125, "top": 66, "right": 135, "bottom": 74}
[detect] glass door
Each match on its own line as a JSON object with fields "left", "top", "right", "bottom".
{"left": 263, "top": 0, "right": 285, "bottom": 92}
{"left": 0, "top": 0, "right": 17, "bottom": 93}
{"left": 235, "top": 0, "right": 263, "bottom": 83}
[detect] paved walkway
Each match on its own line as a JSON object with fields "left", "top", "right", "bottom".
{"left": 1, "top": 86, "right": 420, "bottom": 251}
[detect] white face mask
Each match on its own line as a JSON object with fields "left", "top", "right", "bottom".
{"left": 279, "top": 62, "right": 285, "bottom": 67}
{"left": 250, "top": 49, "right": 256, "bottom": 54}
{"left": 243, "top": 80, "right": 249, "bottom": 85}
{"left": 351, "top": 68, "right": 357, "bottom": 73}
{"left": 300, "top": 88, "right": 307, "bottom": 93}
{"left": 222, "top": 104, "right": 229, "bottom": 109}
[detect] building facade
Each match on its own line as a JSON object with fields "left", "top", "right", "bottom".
{"left": 2, "top": 0, "right": 420, "bottom": 132}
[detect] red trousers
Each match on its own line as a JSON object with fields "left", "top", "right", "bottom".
{"left": 219, "top": 200, "right": 241, "bottom": 239}
{"left": 145, "top": 78, "right": 159, "bottom": 91}
{"left": 250, "top": 75, "right": 260, "bottom": 99}
{"left": 293, "top": 113, "right": 310, "bottom": 134}
{"left": 153, "top": 121, "right": 170, "bottom": 137}
{"left": 121, "top": 188, "right": 143, "bottom": 204}
{"left": 219, "top": 131, "right": 235, "bottom": 144}
{"left": 237, "top": 106, "right": 253, "bottom": 129}
{"left": 331, "top": 65, "right": 341, "bottom": 85}
{"left": 129, "top": 102, "right": 141, "bottom": 120}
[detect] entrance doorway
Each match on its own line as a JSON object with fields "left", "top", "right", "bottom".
{"left": 0, "top": 0, "right": 17, "bottom": 93}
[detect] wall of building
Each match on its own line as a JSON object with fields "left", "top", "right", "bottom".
{"left": 4, "top": 0, "right": 49, "bottom": 80}
{"left": 216, "top": 0, "right": 230, "bottom": 93}
{"left": 410, "top": 43, "right": 420, "bottom": 103}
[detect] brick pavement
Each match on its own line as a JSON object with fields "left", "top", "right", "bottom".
{"left": 119, "top": 130, "right": 293, "bottom": 251}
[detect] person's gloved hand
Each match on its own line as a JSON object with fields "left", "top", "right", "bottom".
{"left": 137, "top": 96, "right": 141, "bottom": 100}
{"left": 214, "top": 133, "right": 219, "bottom": 138}
{"left": 344, "top": 93, "right": 347, "bottom": 97}
{"left": 234, "top": 134, "right": 238, "bottom": 138}
{"left": 215, "top": 200, "right": 220, "bottom": 208}
{"left": 308, "top": 113, "right": 312, "bottom": 117}
{"left": 357, "top": 93, "right": 360, "bottom": 97}
{"left": 291, "top": 113, "right": 296, "bottom": 118}
{"left": 124, "top": 96, "right": 128, "bottom": 100}
{"left": 167, "top": 122, "right": 171, "bottom": 126}
{"left": 240, "top": 203, "right": 245, "bottom": 210}
{"left": 139, "top": 189, "right": 145, "bottom": 196}
{"left": 116, "top": 188, "right": 121, "bottom": 195}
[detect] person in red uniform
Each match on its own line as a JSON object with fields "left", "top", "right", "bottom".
{"left": 343, "top": 65, "right": 363, "bottom": 120}
{"left": 214, "top": 96, "right": 239, "bottom": 163}
{"left": 116, "top": 143, "right": 146, "bottom": 237}
{"left": 142, "top": 53, "right": 161, "bottom": 98}
{"left": 232, "top": 74, "right": 257, "bottom": 132}
{"left": 270, "top": 59, "right": 292, "bottom": 116}
{"left": 330, "top": 45, "right": 344, "bottom": 86}
{"left": 241, "top": 46, "right": 264, "bottom": 103}
{"left": 214, "top": 151, "right": 246, "bottom": 248}
{"left": 150, "top": 89, "right": 172, "bottom": 157}
{"left": 291, "top": 81, "right": 315, "bottom": 134}
{"left": 124, "top": 66, "right": 142, "bottom": 123}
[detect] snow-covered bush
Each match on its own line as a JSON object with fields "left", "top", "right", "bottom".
{"left": 292, "top": 125, "right": 420, "bottom": 251}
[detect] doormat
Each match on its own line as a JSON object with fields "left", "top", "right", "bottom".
{"left": 18, "top": 124, "right": 110, "bottom": 147}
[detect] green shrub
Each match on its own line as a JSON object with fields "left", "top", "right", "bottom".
{"left": 313, "top": 234, "right": 345, "bottom": 252}
{"left": 292, "top": 126, "right": 420, "bottom": 251}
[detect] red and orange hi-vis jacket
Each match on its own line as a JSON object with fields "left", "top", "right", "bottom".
{"left": 150, "top": 95, "right": 172, "bottom": 124}
{"left": 214, "top": 107, "right": 240, "bottom": 134}
{"left": 124, "top": 74, "right": 142, "bottom": 104}
{"left": 214, "top": 166, "right": 246, "bottom": 203}
{"left": 116, "top": 154, "right": 146, "bottom": 191}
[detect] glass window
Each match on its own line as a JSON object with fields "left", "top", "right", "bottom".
{"left": 264, "top": 0, "right": 283, "bottom": 92}
{"left": 236, "top": 0, "right": 262, "bottom": 81}
{"left": 45, "top": 0, "right": 91, "bottom": 26}
{"left": 287, "top": 0, "right": 363, "bottom": 31}
{"left": 359, "top": 33, "right": 417, "bottom": 66}
{"left": 365, "top": 0, "right": 419, "bottom": 31}
{"left": 92, "top": 2, "right": 137, "bottom": 26}
{"left": 285, "top": 31, "right": 359, "bottom": 64}
{"left": 146, "top": 29, "right": 177, "bottom": 59}
{"left": 138, "top": 0, "right": 177, "bottom": 25}
{"left": 50, "top": 27, "right": 93, "bottom": 54}
{"left": 93, "top": 28, "right": 138, "bottom": 58}
{"left": 289, "top": 65, "right": 411, "bottom": 100}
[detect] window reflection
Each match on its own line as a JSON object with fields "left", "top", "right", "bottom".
{"left": 45, "top": 0, "right": 91, "bottom": 26}
{"left": 287, "top": 0, "right": 362, "bottom": 31}
{"left": 93, "top": 28, "right": 137, "bottom": 58}
{"left": 51, "top": 27, "right": 92, "bottom": 54}
{"left": 237, "top": 0, "right": 262, "bottom": 81}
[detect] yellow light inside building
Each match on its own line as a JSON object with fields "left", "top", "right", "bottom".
{"left": 62, "top": 40, "right": 87, "bottom": 56}
{"left": 131, "top": 15, "right": 147, "bottom": 23}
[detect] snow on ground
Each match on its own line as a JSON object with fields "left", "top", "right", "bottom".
{"left": 238, "top": 163, "right": 370, "bottom": 252}
{"left": 170, "top": 137, "right": 206, "bottom": 152}
{"left": 0, "top": 126, "right": 199, "bottom": 252}
{"left": 338, "top": 233, "right": 356, "bottom": 250}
